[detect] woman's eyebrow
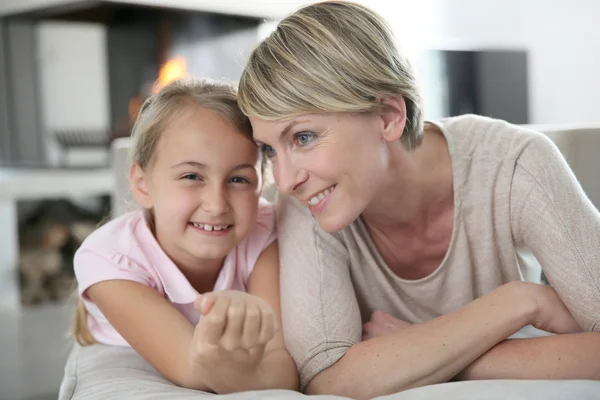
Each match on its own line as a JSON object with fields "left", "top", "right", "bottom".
{"left": 279, "top": 118, "right": 309, "bottom": 140}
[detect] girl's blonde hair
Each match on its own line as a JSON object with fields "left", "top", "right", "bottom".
{"left": 238, "top": 0, "right": 424, "bottom": 150}
{"left": 71, "top": 78, "right": 252, "bottom": 346}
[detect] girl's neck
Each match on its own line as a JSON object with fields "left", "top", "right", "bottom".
{"left": 178, "top": 258, "right": 224, "bottom": 294}
{"left": 151, "top": 222, "right": 225, "bottom": 294}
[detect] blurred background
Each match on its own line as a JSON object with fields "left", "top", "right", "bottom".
{"left": 0, "top": 0, "right": 599, "bottom": 398}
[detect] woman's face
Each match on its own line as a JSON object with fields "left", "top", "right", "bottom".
{"left": 250, "top": 112, "right": 392, "bottom": 232}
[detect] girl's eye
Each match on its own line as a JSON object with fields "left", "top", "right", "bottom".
{"left": 295, "top": 131, "right": 316, "bottom": 146}
{"left": 182, "top": 174, "right": 202, "bottom": 181}
{"left": 261, "top": 144, "right": 277, "bottom": 158}
{"left": 230, "top": 176, "right": 250, "bottom": 184}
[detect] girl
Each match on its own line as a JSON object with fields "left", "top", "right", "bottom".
{"left": 70, "top": 78, "right": 298, "bottom": 393}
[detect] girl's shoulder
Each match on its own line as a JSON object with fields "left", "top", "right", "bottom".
{"left": 254, "top": 197, "right": 276, "bottom": 235}
{"left": 240, "top": 198, "right": 276, "bottom": 252}
{"left": 78, "top": 211, "right": 150, "bottom": 256}
{"left": 223, "top": 198, "right": 277, "bottom": 287}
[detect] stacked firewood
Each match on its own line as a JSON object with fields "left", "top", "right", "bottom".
{"left": 18, "top": 199, "right": 107, "bottom": 305}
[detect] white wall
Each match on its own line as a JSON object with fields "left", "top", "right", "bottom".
{"left": 256, "top": 0, "right": 600, "bottom": 125}
{"left": 364, "top": 0, "right": 600, "bottom": 125}
{"left": 36, "top": 22, "right": 110, "bottom": 165}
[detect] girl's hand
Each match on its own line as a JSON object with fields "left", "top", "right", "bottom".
{"left": 362, "top": 310, "right": 412, "bottom": 341}
{"left": 190, "top": 290, "right": 277, "bottom": 371}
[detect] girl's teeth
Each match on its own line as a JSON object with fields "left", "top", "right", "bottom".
{"left": 192, "top": 223, "right": 228, "bottom": 231}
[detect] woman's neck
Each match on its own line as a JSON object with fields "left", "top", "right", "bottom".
{"left": 362, "top": 123, "right": 454, "bottom": 232}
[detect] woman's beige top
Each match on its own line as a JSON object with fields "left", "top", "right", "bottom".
{"left": 275, "top": 114, "right": 600, "bottom": 390}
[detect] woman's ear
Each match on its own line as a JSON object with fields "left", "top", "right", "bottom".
{"left": 129, "top": 162, "right": 153, "bottom": 209}
{"left": 379, "top": 95, "right": 407, "bottom": 142}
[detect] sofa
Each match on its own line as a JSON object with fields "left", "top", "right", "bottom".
{"left": 59, "top": 125, "right": 600, "bottom": 399}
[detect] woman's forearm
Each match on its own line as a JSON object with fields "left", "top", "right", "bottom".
{"left": 456, "top": 332, "right": 600, "bottom": 381}
{"left": 306, "top": 282, "right": 537, "bottom": 400}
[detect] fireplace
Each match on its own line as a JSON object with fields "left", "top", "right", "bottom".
{"left": 0, "top": 1, "right": 264, "bottom": 167}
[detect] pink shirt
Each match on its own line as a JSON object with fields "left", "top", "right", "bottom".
{"left": 74, "top": 199, "right": 276, "bottom": 347}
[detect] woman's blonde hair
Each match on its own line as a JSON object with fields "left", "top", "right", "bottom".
{"left": 71, "top": 78, "right": 252, "bottom": 346}
{"left": 238, "top": 0, "right": 424, "bottom": 150}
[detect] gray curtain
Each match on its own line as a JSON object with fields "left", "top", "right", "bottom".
{"left": 0, "top": 18, "right": 46, "bottom": 166}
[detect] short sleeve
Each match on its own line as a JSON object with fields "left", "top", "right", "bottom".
{"left": 510, "top": 133, "right": 600, "bottom": 331}
{"left": 74, "top": 246, "right": 155, "bottom": 300}
{"left": 238, "top": 198, "right": 277, "bottom": 282}
{"left": 276, "top": 194, "right": 361, "bottom": 391}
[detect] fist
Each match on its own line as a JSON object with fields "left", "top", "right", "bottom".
{"left": 191, "top": 291, "right": 277, "bottom": 366}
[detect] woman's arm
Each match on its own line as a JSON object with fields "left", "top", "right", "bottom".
{"left": 275, "top": 195, "right": 576, "bottom": 400}
{"left": 364, "top": 310, "right": 600, "bottom": 381}
{"left": 306, "top": 281, "right": 578, "bottom": 399}
{"left": 509, "top": 132, "right": 600, "bottom": 332}
{"left": 244, "top": 241, "right": 299, "bottom": 391}
{"left": 456, "top": 333, "right": 600, "bottom": 380}
{"left": 453, "top": 131, "right": 600, "bottom": 381}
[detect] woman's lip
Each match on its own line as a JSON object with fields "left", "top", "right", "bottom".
{"left": 308, "top": 186, "right": 335, "bottom": 213}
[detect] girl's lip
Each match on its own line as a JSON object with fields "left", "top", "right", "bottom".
{"left": 189, "top": 222, "right": 232, "bottom": 236}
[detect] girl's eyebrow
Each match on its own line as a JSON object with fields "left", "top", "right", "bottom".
{"left": 170, "top": 161, "right": 255, "bottom": 171}
{"left": 232, "top": 164, "right": 256, "bottom": 171}
{"left": 170, "top": 161, "right": 205, "bottom": 169}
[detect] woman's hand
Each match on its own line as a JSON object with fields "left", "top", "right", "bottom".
{"left": 522, "top": 282, "right": 582, "bottom": 334}
{"left": 189, "top": 290, "right": 277, "bottom": 376}
{"left": 362, "top": 311, "right": 412, "bottom": 341}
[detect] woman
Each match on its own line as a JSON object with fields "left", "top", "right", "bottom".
{"left": 238, "top": 1, "right": 600, "bottom": 399}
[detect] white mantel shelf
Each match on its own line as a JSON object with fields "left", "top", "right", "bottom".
{"left": 0, "top": 167, "right": 113, "bottom": 201}
{"left": 0, "top": 166, "right": 114, "bottom": 313}
{"left": 0, "top": 0, "right": 312, "bottom": 19}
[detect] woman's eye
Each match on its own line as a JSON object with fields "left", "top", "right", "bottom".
{"left": 295, "top": 131, "right": 316, "bottom": 146}
{"left": 230, "top": 176, "right": 250, "bottom": 184}
{"left": 261, "top": 144, "right": 277, "bottom": 158}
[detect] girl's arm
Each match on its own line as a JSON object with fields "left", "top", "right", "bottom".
{"left": 183, "top": 242, "right": 298, "bottom": 393}
{"left": 86, "top": 279, "right": 207, "bottom": 390}
{"left": 86, "top": 244, "right": 298, "bottom": 393}
{"left": 244, "top": 241, "right": 299, "bottom": 391}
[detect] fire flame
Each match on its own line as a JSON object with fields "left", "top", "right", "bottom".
{"left": 154, "top": 57, "right": 188, "bottom": 92}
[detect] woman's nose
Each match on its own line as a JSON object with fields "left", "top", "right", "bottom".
{"left": 274, "top": 155, "right": 308, "bottom": 194}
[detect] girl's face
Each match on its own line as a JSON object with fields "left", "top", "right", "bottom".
{"left": 131, "top": 106, "right": 262, "bottom": 268}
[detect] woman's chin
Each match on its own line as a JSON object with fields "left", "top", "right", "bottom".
{"left": 316, "top": 210, "right": 360, "bottom": 233}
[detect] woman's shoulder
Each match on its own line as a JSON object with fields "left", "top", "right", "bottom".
{"left": 432, "top": 114, "right": 551, "bottom": 161}
{"left": 274, "top": 192, "right": 356, "bottom": 244}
